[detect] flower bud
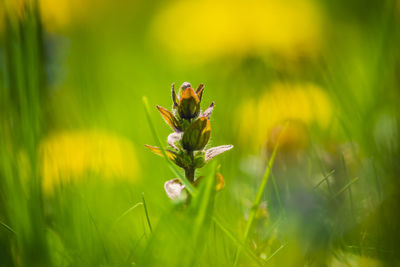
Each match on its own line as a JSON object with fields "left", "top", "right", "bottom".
{"left": 193, "top": 151, "right": 206, "bottom": 168}
{"left": 182, "top": 117, "right": 211, "bottom": 151}
{"left": 178, "top": 86, "right": 200, "bottom": 119}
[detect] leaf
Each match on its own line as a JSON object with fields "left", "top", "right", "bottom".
{"left": 205, "top": 145, "right": 233, "bottom": 162}
{"left": 156, "top": 105, "right": 181, "bottom": 131}
{"left": 171, "top": 83, "right": 179, "bottom": 108}
{"left": 144, "top": 144, "right": 172, "bottom": 158}
{"left": 144, "top": 145, "right": 187, "bottom": 167}
{"left": 202, "top": 102, "right": 214, "bottom": 119}
{"left": 196, "top": 83, "right": 205, "bottom": 102}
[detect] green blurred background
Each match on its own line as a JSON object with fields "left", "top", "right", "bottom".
{"left": 1, "top": 0, "right": 399, "bottom": 266}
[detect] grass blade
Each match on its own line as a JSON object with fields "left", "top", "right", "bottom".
{"left": 271, "top": 172, "right": 284, "bottom": 215}
{"left": 264, "top": 243, "right": 287, "bottom": 262}
{"left": 341, "top": 154, "right": 355, "bottom": 220}
{"left": 313, "top": 169, "right": 336, "bottom": 190}
{"left": 213, "top": 217, "right": 264, "bottom": 266}
{"left": 113, "top": 202, "right": 143, "bottom": 226}
{"left": 332, "top": 177, "right": 359, "bottom": 198}
{"left": 142, "top": 192, "right": 153, "bottom": 233}
{"left": 0, "top": 220, "right": 17, "bottom": 235}
{"left": 234, "top": 124, "right": 287, "bottom": 266}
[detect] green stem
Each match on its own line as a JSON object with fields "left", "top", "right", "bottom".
{"left": 185, "top": 167, "right": 195, "bottom": 182}
{"left": 184, "top": 157, "right": 195, "bottom": 204}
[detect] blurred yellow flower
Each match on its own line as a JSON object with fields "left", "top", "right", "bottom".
{"left": 39, "top": 130, "right": 139, "bottom": 194}
{"left": 151, "top": 0, "right": 322, "bottom": 63}
{"left": 38, "top": 0, "right": 90, "bottom": 32}
{"left": 237, "top": 83, "right": 332, "bottom": 151}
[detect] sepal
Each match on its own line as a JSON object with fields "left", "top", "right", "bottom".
{"left": 144, "top": 145, "right": 187, "bottom": 168}
{"left": 196, "top": 83, "right": 205, "bottom": 102}
{"left": 156, "top": 105, "right": 182, "bottom": 132}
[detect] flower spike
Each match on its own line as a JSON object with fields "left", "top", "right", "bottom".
{"left": 145, "top": 82, "right": 233, "bottom": 201}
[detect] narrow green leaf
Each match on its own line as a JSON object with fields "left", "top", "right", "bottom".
{"left": 212, "top": 217, "right": 264, "bottom": 266}
{"left": 313, "top": 169, "right": 336, "bottom": 190}
{"left": 0, "top": 221, "right": 17, "bottom": 235}
{"left": 332, "top": 177, "right": 359, "bottom": 198}
{"left": 142, "top": 192, "right": 153, "bottom": 233}
{"left": 113, "top": 202, "right": 143, "bottom": 226}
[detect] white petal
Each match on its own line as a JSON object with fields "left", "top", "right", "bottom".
{"left": 167, "top": 132, "right": 182, "bottom": 149}
{"left": 164, "top": 178, "right": 185, "bottom": 200}
{"left": 205, "top": 145, "right": 233, "bottom": 162}
{"left": 202, "top": 102, "right": 214, "bottom": 119}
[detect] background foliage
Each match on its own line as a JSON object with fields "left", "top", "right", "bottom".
{"left": 1, "top": 0, "right": 399, "bottom": 266}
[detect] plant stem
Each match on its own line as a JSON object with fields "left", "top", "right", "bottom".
{"left": 185, "top": 167, "right": 195, "bottom": 182}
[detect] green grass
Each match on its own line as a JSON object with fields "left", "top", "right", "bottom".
{"left": 1, "top": 0, "right": 400, "bottom": 266}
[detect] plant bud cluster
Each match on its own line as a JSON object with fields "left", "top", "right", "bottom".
{"left": 145, "top": 82, "right": 233, "bottom": 200}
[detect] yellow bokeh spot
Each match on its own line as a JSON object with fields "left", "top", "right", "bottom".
{"left": 38, "top": 0, "right": 90, "bottom": 32}
{"left": 237, "top": 83, "right": 333, "bottom": 150}
{"left": 39, "top": 130, "right": 139, "bottom": 194}
{"left": 152, "top": 0, "right": 322, "bottom": 63}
